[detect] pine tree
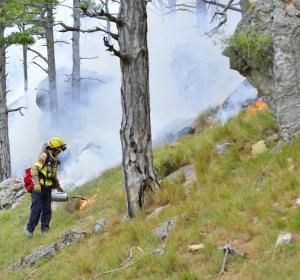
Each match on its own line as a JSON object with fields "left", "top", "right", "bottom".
{"left": 0, "top": 0, "right": 35, "bottom": 182}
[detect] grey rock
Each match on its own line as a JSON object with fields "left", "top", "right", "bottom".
{"left": 224, "top": 0, "right": 300, "bottom": 140}
{"left": 294, "top": 0, "right": 300, "bottom": 9}
{"left": 266, "top": 133, "right": 280, "bottom": 142}
{"left": 0, "top": 178, "right": 25, "bottom": 210}
{"left": 271, "top": 140, "right": 285, "bottom": 154}
{"left": 147, "top": 205, "right": 170, "bottom": 219}
{"left": 93, "top": 219, "right": 107, "bottom": 235}
{"left": 164, "top": 165, "right": 196, "bottom": 188}
{"left": 286, "top": 4, "right": 299, "bottom": 16}
{"left": 214, "top": 143, "right": 231, "bottom": 155}
{"left": 295, "top": 197, "right": 300, "bottom": 206}
{"left": 63, "top": 229, "right": 88, "bottom": 245}
{"left": 6, "top": 229, "right": 88, "bottom": 271}
{"left": 20, "top": 243, "right": 59, "bottom": 267}
{"left": 275, "top": 232, "right": 293, "bottom": 247}
{"left": 152, "top": 218, "right": 177, "bottom": 240}
{"left": 154, "top": 118, "right": 196, "bottom": 146}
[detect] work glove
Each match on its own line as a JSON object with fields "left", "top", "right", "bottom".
{"left": 33, "top": 184, "right": 41, "bottom": 192}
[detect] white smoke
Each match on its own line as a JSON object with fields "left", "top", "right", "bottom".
{"left": 217, "top": 80, "right": 258, "bottom": 123}
{"left": 7, "top": 1, "right": 244, "bottom": 190}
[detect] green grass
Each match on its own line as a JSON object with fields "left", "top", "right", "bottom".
{"left": 2, "top": 110, "right": 300, "bottom": 280}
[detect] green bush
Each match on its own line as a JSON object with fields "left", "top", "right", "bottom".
{"left": 226, "top": 28, "right": 272, "bottom": 69}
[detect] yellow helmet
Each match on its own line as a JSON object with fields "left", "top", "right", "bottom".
{"left": 49, "top": 137, "right": 66, "bottom": 150}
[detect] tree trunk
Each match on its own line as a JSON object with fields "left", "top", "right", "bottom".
{"left": 0, "top": 24, "right": 11, "bottom": 182}
{"left": 72, "top": 0, "right": 80, "bottom": 102}
{"left": 105, "top": 0, "right": 112, "bottom": 44}
{"left": 167, "top": 0, "right": 176, "bottom": 25}
{"left": 196, "top": 0, "right": 207, "bottom": 34}
{"left": 46, "top": 1, "right": 58, "bottom": 113}
{"left": 118, "top": 0, "right": 160, "bottom": 218}
{"left": 158, "top": 0, "right": 165, "bottom": 17}
{"left": 22, "top": 44, "right": 29, "bottom": 107}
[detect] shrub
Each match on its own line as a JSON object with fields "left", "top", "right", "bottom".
{"left": 226, "top": 28, "right": 273, "bottom": 70}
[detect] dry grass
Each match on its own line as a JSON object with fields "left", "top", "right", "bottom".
{"left": 2, "top": 110, "right": 300, "bottom": 279}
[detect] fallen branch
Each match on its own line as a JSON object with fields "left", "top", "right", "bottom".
{"left": 91, "top": 246, "right": 161, "bottom": 280}
{"left": 7, "top": 107, "right": 26, "bottom": 116}
{"left": 121, "top": 246, "right": 144, "bottom": 266}
{"left": 91, "top": 261, "right": 135, "bottom": 279}
{"left": 24, "top": 269, "right": 39, "bottom": 280}
{"left": 218, "top": 241, "right": 245, "bottom": 277}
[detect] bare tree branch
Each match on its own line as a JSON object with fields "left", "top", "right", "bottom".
{"left": 63, "top": 74, "right": 104, "bottom": 83}
{"left": 35, "top": 88, "right": 49, "bottom": 93}
{"left": 82, "top": 9, "right": 122, "bottom": 25}
{"left": 54, "top": 40, "right": 70, "bottom": 44}
{"left": 208, "top": 0, "right": 236, "bottom": 34}
{"left": 59, "top": 22, "right": 118, "bottom": 40}
{"left": 80, "top": 77, "right": 104, "bottom": 83}
{"left": 32, "top": 61, "right": 48, "bottom": 73}
{"left": 163, "top": 1, "right": 242, "bottom": 16}
{"left": 167, "top": 3, "right": 196, "bottom": 9}
{"left": 7, "top": 107, "right": 26, "bottom": 116}
{"left": 164, "top": 8, "right": 195, "bottom": 15}
{"left": 203, "top": 0, "right": 242, "bottom": 13}
{"left": 103, "top": 37, "right": 129, "bottom": 62}
{"left": 28, "top": 47, "right": 48, "bottom": 63}
{"left": 80, "top": 56, "right": 99, "bottom": 60}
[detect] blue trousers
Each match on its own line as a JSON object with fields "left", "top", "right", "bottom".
{"left": 26, "top": 187, "right": 52, "bottom": 233}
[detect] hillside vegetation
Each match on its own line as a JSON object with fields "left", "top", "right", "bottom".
{"left": 2, "top": 109, "right": 300, "bottom": 280}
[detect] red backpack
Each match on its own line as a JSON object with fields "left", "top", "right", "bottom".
{"left": 23, "top": 168, "right": 34, "bottom": 193}
{"left": 23, "top": 153, "right": 50, "bottom": 193}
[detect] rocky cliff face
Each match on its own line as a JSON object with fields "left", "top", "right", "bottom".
{"left": 225, "top": 0, "right": 300, "bottom": 140}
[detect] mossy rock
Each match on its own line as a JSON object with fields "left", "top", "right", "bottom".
{"left": 224, "top": 28, "right": 273, "bottom": 73}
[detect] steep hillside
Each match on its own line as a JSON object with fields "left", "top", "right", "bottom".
{"left": 2, "top": 109, "right": 300, "bottom": 280}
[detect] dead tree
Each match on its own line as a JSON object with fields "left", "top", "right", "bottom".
{"left": 72, "top": 0, "right": 81, "bottom": 102}
{"left": 196, "top": 0, "right": 207, "bottom": 34}
{"left": 163, "top": 0, "right": 242, "bottom": 34}
{"left": 60, "top": 0, "right": 161, "bottom": 217}
{"left": 18, "top": 24, "right": 29, "bottom": 107}
{"left": 168, "top": 0, "right": 177, "bottom": 23}
{"left": 0, "top": 24, "right": 11, "bottom": 182}
{"left": 46, "top": 0, "right": 58, "bottom": 113}
{"left": 105, "top": 0, "right": 112, "bottom": 44}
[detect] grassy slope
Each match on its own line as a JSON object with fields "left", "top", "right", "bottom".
{"left": 2, "top": 110, "right": 300, "bottom": 280}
